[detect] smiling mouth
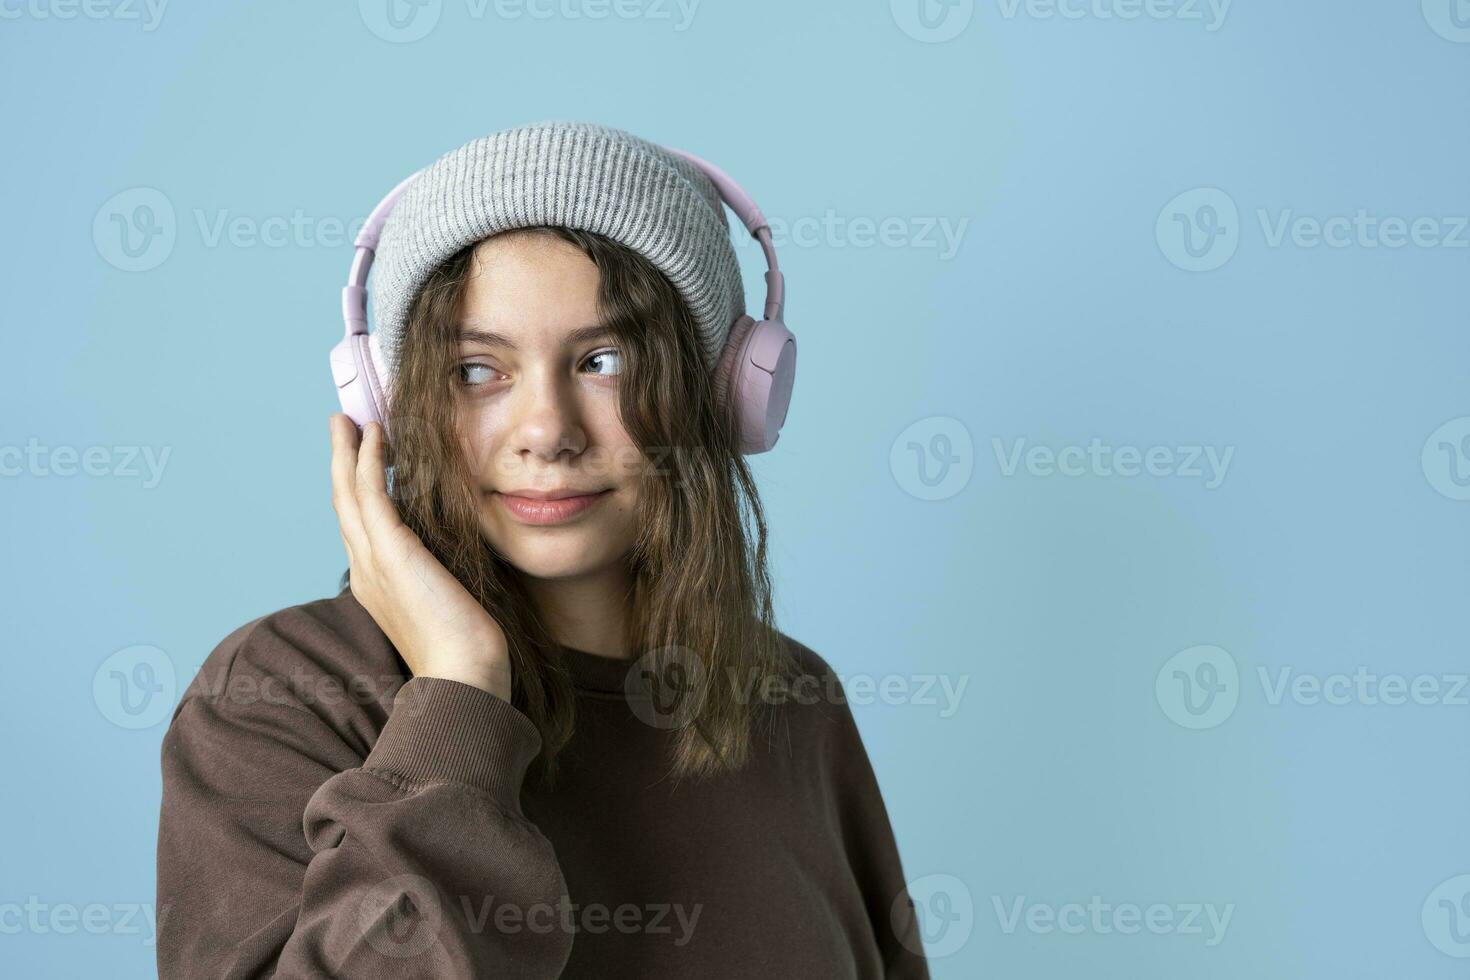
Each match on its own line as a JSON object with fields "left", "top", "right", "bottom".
{"left": 493, "top": 489, "right": 612, "bottom": 526}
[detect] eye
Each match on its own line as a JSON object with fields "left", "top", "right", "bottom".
{"left": 456, "top": 361, "right": 503, "bottom": 387}
{"left": 583, "top": 348, "right": 622, "bottom": 377}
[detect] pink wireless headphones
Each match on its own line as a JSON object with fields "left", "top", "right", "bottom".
{"left": 329, "top": 146, "right": 796, "bottom": 455}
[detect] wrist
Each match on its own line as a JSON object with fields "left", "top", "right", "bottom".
{"left": 418, "top": 662, "right": 512, "bottom": 702}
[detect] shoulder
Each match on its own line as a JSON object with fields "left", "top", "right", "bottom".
{"left": 764, "top": 629, "right": 863, "bottom": 739}
{"left": 774, "top": 630, "right": 846, "bottom": 704}
{"left": 175, "top": 587, "right": 406, "bottom": 727}
{"left": 768, "top": 632, "right": 904, "bottom": 791}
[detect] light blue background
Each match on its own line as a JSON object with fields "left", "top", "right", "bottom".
{"left": 3, "top": 1, "right": 1468, "bottom": 976}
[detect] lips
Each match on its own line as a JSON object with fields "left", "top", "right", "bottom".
{"left": 494, "top": 489, "right": 611, "bottom": 526}
{"left": 498, "top": 487, "right": 605, "bottom": 501}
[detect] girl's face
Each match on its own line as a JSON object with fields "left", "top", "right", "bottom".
{"left": 453, "top": 231, "right": 643, "bottom": 580}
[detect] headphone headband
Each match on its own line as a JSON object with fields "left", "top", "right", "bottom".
{"left": 341, "top": 145, "right": 784, "bottom": 338}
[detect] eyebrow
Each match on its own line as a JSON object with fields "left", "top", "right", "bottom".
{"left": 456, "top": 322, "right": 612, "bottom": 350}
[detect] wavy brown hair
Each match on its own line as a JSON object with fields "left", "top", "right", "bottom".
{"left": 341, "top": 226, "right": 798, "bottom": 787}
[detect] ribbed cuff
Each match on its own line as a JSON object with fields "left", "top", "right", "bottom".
{"left": 364, "top": 676, "right": 542, "bottom": 811}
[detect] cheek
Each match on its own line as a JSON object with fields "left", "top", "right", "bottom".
{"left": 455, "top": 420, "right": 501, "bottom": 484}
{"left": 590, "top": 439, "right": 649, "bottom": 490}
{"left": 581, "top": 406, "right": 642, "bottom": 479}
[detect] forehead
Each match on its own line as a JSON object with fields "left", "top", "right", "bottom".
{"left": 458, "top": 231, "right": 604, "bottom": 347}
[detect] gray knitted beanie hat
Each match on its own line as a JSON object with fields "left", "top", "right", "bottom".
{"left": 370, "top": 120, "right": 746, "bottom": 378}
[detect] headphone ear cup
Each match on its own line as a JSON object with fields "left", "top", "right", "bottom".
{"left": 329, "top": 333, "right": 385, "bottom": 433}
{"left": 715, "top": 314, "right": 796, "bottom": 455}
{"left": 712, "top": 314, "right": 758, "bottom": 412}
{"left": 364, "top": 333, "right": 390, "bottom": 431}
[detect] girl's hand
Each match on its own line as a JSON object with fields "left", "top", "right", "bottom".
{"left": 328, "top": 413, "right": 512, "bottom": 702}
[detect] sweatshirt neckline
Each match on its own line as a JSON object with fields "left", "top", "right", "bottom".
{"left": 558, "top": 644, "right": 637, "bottom": 696}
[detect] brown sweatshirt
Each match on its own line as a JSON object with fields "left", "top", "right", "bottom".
{"left": 155, "top": 587, "right": 931, "bottom": 979}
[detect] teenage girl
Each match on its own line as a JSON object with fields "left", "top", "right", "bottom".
{"left": 156, "top": 120, "right": 930, "bottom": 979}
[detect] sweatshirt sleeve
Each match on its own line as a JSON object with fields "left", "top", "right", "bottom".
{"left": 825, "top": 681, "right": 933, "bottom": 980}
{"left": 156, "top": 668, "right": 574, "bottom": 979}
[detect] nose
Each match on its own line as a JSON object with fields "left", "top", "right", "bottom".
{"left": 504, "top": 366, "right": 589, "bottom": 465}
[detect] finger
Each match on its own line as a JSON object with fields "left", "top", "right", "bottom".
{"left": 354, "top": 421, "right": 403, "bottom": 537}
{"left": 329, "top": 413, "right": 368, "bottom": 551}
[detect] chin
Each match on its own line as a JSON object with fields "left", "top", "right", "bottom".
{"left": 477, "top": 512, "right": 631, "bottom": 582}
{"left": 500, "top": 544, "right": 613, "bottom": 581}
